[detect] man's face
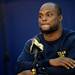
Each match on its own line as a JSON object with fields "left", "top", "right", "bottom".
{"left": 38, "top": 5, "right": 62, "bottom": 34}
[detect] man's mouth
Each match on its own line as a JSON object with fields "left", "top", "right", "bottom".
{"left": 41, "top": 24, "right": 50, "bottom": 29}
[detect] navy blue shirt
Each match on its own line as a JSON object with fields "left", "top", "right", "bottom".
{"left": 16, "top": 29, "right": 75, "bottom": 75}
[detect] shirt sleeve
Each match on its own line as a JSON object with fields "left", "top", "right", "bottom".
{"left": 68, "top": 39, "right": 75, "bottom": 59}
{"left": 16, "top": 39, "right": 33, "bottom": 74}
{"left": 46, "top": 66, "right": 75, "bottom": 75}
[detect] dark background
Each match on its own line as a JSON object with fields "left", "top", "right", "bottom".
{"left": 0, "top": 0, "right": 75, "bottom": 75}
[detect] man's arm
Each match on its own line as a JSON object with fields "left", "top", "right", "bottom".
{"left": 49, "top": 57, "right": 75, "bottom": 69}
{"left": 16, "top": 40, "right": 33, "bottom": 75}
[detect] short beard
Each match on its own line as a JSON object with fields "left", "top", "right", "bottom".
{"left": 40, "top": 25, "right": 59, "bottom": 34}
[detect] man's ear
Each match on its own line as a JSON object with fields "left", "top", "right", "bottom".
{"left": 59, "top": 15, "right": 63, "bottom": 22}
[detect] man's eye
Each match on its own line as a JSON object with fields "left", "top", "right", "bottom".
{"left": 46, "top": 13, "right": 53, "bottom": 17}
{"left": 39, "top": 15, "right": 42, "bottom": 18}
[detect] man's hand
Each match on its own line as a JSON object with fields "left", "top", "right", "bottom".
{"left": 49, "top": 57, "right": 75, "bottom": 69}
{"left": 18, "top": 70, "right": 33, "bottom": 75}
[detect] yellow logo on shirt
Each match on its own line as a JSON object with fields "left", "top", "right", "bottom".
{"left": 57, "top": 50, "right": 66, "bottom": 57}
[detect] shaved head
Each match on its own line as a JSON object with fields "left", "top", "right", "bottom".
{"left": 40, "top": 2, "right": 56, "bottom": 10}
{"left": 40, "top": 2, "right": 62, "bottom": 15}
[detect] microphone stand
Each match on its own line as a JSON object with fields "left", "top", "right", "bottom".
{"left": 32, "top": 49, "right": 38, "bottom": 75}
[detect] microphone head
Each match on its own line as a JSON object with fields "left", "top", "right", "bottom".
{"left": 30, "top": 38, "right": 44, "bottom": 53}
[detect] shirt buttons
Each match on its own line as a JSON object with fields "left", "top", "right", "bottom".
{"left": 36, "top": 64, "right": 39, "bottom": 67}
{"left": 42, "top": 67, "right": 45, "bottom": 70}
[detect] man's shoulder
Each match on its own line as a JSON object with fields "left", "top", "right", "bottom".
{"left": 64, "top": 28, "right": 75, "bottom": 38}
{"left": 63, "top": 28, "right": 75, "bottom": 42}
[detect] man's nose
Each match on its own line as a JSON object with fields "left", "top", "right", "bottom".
{"left": 42, "top": 16, "right": 47, "bottom": 21}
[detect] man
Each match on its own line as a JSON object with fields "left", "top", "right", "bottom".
{"left": 16, "top": 2, "right": 75, "bottom": 75}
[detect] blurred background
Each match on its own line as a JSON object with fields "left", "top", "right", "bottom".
{"left": 0, "top": 0, "right": 75, "bottom": 75}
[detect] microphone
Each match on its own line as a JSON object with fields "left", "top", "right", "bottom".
{"left": 30, "top": 38, "right": 44, "bottom": 54}
{"left": 30, "top": 38, "right": 44, "bottom": 75}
